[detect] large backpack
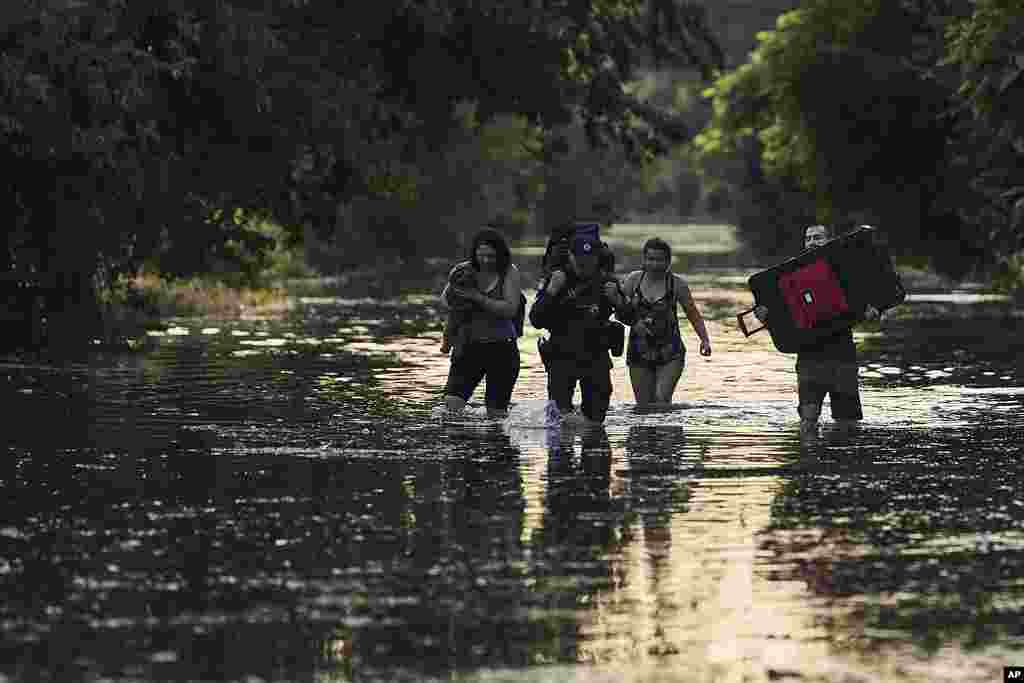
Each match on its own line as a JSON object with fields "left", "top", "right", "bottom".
{"left": 541, "top": 222, "right": 575, "bottom": 273}
{"left": 542, "top": 221, "right": 606, "bottom": 274}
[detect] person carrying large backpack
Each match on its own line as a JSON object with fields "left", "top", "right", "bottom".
{"left": 529, "top": 222, "right": 631, "bottom": 424}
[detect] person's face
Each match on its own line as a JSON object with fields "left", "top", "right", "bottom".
{"left": 804, "top": 226, "right": 828, "bottom": 250}
{"left": 475, "top": 242, "right": 498, "bottom": 271}
{"left": 642, "top": 248, "right": 670, "bottom": 273}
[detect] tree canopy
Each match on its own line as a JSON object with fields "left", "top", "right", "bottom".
{"left": 945, "top": 0, "right": 1024, "bottom": 260}
{"left": 696, "top": 0, "right": 1024, "bottom": 278}
{"left": 0, "top": 0, "right": 723, "bottom": 346}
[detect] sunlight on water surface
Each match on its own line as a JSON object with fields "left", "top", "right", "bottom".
{"left": 1, "top": 245, "right": 1023, "bottom": 683}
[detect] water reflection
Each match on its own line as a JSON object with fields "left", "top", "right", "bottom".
{"left": 1, "top": 278, "right": 1023, "bottom": 682}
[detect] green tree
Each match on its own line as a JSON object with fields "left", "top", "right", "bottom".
{"left": 694, "top": 0, "right": 1024, "bottom": 277}
{"left": 945, "top": 0, "right": 1024, "bottom": 273}
{"left": 1, "top": 0, "right": 723, "bottom": 349}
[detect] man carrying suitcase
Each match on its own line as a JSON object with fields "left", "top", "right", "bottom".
{"left": 755, "top": 224, "right": 880, "bottom": 433}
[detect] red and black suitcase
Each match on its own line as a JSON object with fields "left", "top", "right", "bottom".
{"left": 737, "top": 226, "right": 905, "bottom": 353}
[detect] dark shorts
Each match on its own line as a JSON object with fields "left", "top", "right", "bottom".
{"left": 796, "top": 359, "right": 862, "bottom": 420}
{"left": 444, "top": 339, "right": 520, "bottom": 410}
{"left": 545, "top": 355, "right": 613, "bottom": 423}
{"left": 625, "top": 331, "right": 685, "bottom": 369}
{"left": 627, "top": 349, "right": 685, "bottom": 373}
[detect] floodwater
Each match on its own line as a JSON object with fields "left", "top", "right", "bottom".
{"left": 2, "top": 240, "right": 1024, "bottom": 682}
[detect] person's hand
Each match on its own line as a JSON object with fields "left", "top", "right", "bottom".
{"left": 864, "top": 304, "right": 881, "bottom": 322}
{"left": 603, "top": 281, "right": 621, "bottom": 305}
{"left": 546, "top": 270, "right": 568, "bottom": 296}
{"left": 633, "top": 317, "right": 650, "bottom": 336}
{"left": 753, "top": 305, "right": 768, "bottom": 323}
{"left": 699, "top": 339, "right": 712, "bottom": 357}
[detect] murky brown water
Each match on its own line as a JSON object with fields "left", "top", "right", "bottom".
{"left": 2, "top": 256, "right": 1024, "bottom": 682}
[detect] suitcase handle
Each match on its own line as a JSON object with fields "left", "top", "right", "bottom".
{"left": 736, "top": 307, "right": 767, "bottom": 337}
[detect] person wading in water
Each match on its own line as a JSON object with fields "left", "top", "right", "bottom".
{"left": 529, "top": 224, "right": 631, "bottom": 424}
{"left": 755, "top": 224, "right": 880, "bottom": 433}
{"left": 440, "top": 227, "right": 523, "bottom": 418}
{"left": 619, "top": 237, "right": 712, "bottom": 406}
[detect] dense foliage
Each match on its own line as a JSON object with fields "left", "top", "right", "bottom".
{"left": 696, "top": 0, "right": 1024, "bottom": 277}
{"left": 945, "top": 0, "right": 1024, "bottom": 281}
{"left": 0, "top": 0, "right": 722, "bottom": 347}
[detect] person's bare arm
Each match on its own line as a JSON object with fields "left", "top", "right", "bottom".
{"left": 622, "top": 270, "right": 641, "bottom": 293}
{"left": 603, "top": 273, "right": 633, "bottom": 322}
{"left": 440, "top": 281, "right": 452, "bottom": 309}
{"left": 677, "top": 275, "right": 711, "bottom": 356}
{"left": 439, "top": 263, "right": 466, "bottom": 309}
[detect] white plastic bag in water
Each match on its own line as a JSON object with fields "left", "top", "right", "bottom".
{"left": 503, "top": 399, "right": 562, "bottom": 429}
{"left": 502, "top": 399, "right": 563, "bottom": 450}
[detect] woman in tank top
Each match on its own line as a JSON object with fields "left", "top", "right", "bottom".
{"left": 440, "top": 227, "right": 523, "bottom": 418}
{"left": 621, "top": 237, "right": 712, "bottom": 406}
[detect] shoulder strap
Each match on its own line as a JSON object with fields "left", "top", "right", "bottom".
{"left": 451, "top": 261, "right": 476, "bottom": 285}
{"left": 634, "top": 270, "right": 647, "bottom": 297}
{"left": 666, "top": 272, "right": 679, "bottom": 321}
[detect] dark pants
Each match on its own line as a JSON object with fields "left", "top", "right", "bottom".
{"left": 545, "top": 354, "right": 613, "bottom": 423}
{"left": 796, "top": 358, "right": 863, "bottom": 420}
{"left": 444, "top": 340, "right": 520, "bottom": 410}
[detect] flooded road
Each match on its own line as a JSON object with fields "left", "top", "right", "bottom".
{"left": 2, "top": 231, "right": 1024, "bottom": 682}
